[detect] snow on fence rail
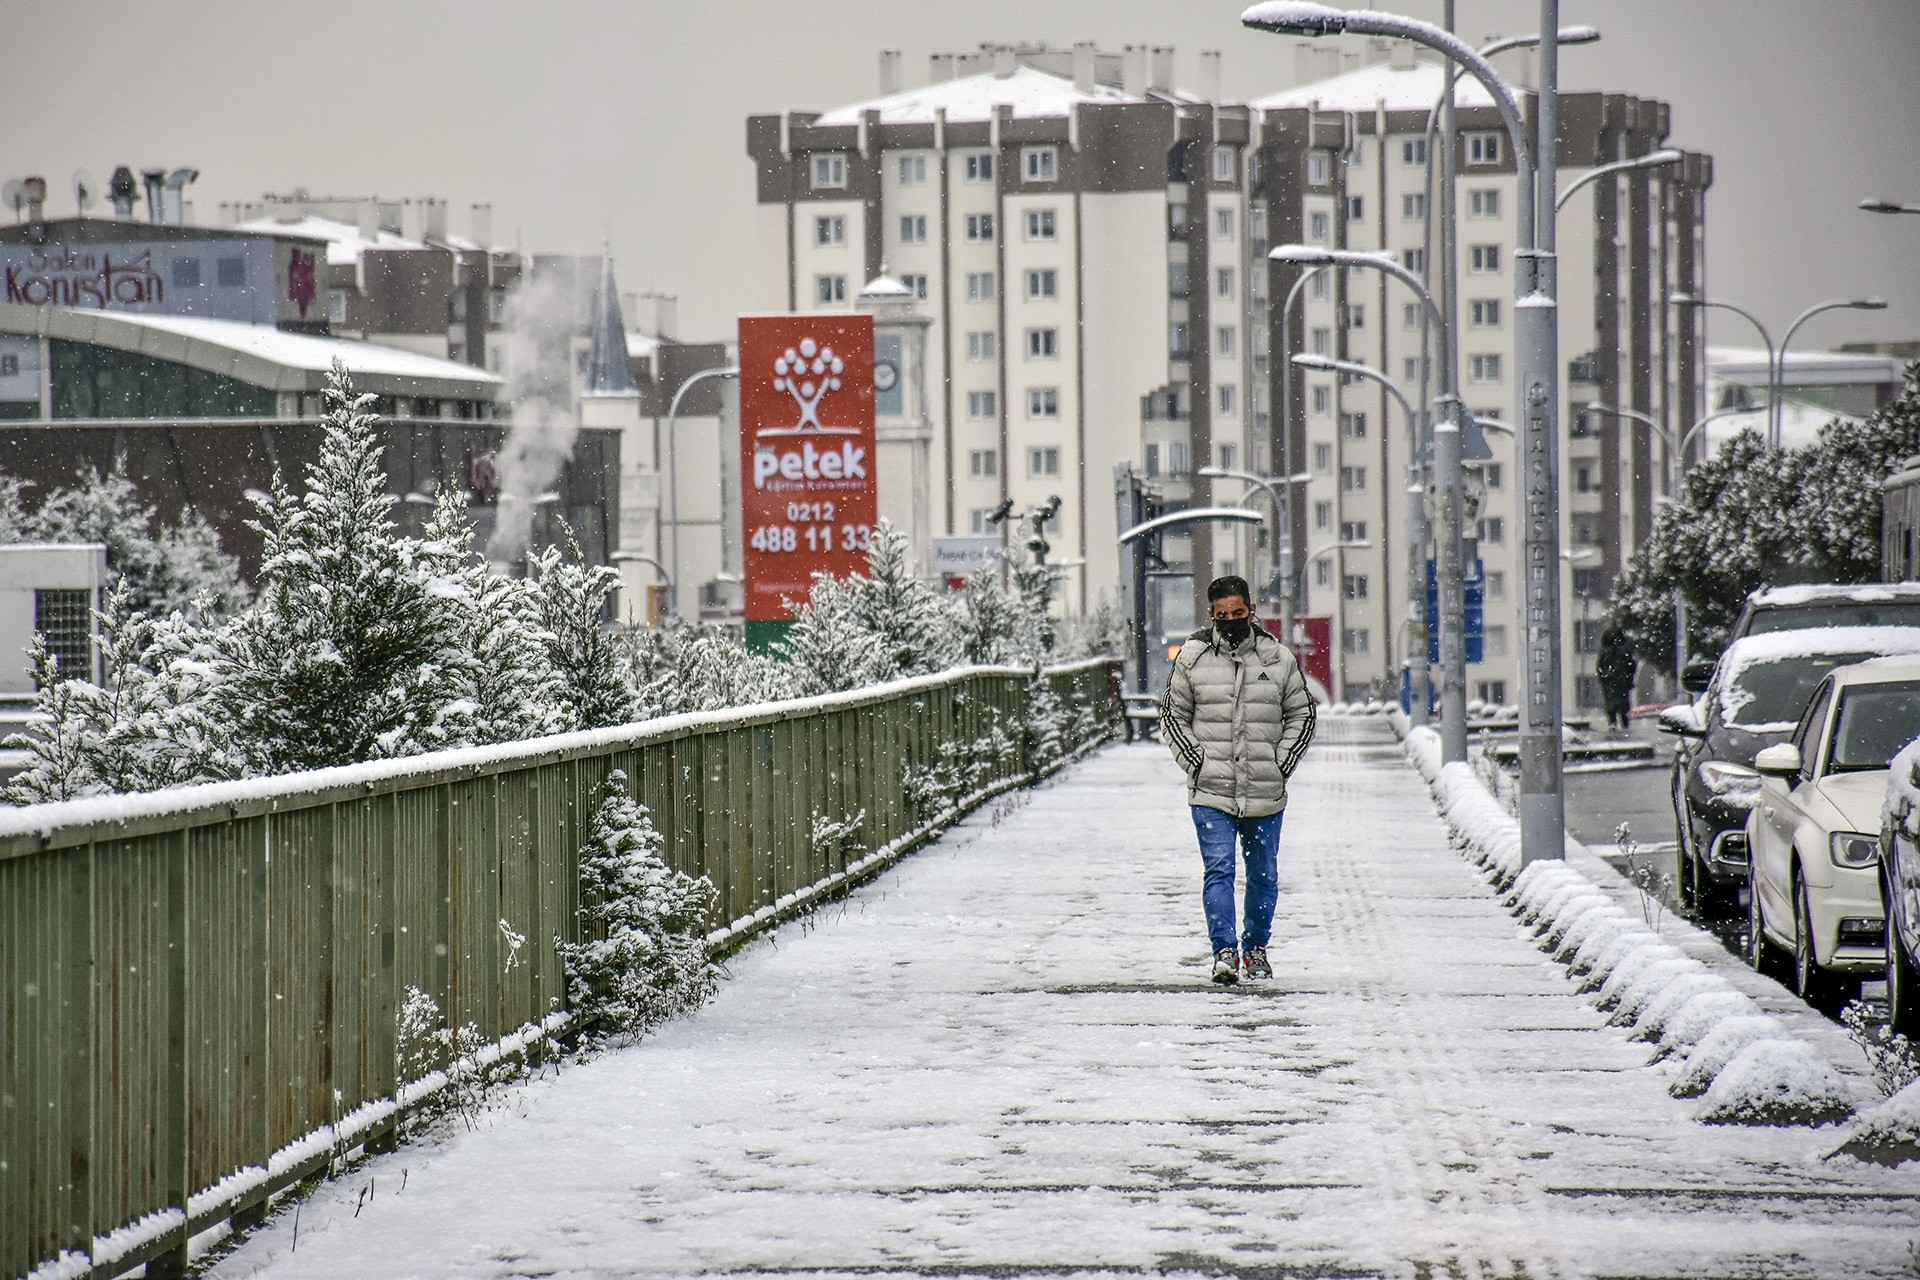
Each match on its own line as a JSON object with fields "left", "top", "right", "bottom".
{"left": 1, "top": 657, "right": 1118, "bottom": 1280}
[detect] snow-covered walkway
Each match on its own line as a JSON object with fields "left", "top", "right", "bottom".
{"left": 209, "top": 718, "right": 1920, "bottom": 1279}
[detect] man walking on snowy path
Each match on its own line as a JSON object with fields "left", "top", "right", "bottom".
{"left": 1158, "top": 575, "right": 1316, "bottom": 985}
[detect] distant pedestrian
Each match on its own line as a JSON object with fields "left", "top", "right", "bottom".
{"left": 1158, "top": 575, "right": 1316, "bottom": 985}
{"left": 1597, "top": 626, "right": 1637, "bottom": 732}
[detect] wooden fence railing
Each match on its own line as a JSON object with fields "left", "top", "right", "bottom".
{"left": 1, "top": 658, "right": 1119, "bottom": 1280}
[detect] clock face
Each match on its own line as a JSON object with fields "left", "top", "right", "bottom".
{"left": 873, "top": 361, "right": 899, "bottom": 392}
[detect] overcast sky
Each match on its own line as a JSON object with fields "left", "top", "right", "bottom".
{"left": 6, "top": 1, "right": 1919, "bottom": 352}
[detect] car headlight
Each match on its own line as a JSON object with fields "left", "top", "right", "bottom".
{"left": 1831, "top": 832, "right": 1879, "bottom": 869}
{"left": 1698, "top": 760, "right": 1762, "bottom": 804}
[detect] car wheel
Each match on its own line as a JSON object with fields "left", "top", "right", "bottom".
{"left": 1748, "top": 862, "right": 1790, "bottom": 980}
{"left": 1889, "top": 907, "right": 1920, "bottom": 1039}
{"left": 1794, "top": 875, "right": 1856, "bottom": 1014}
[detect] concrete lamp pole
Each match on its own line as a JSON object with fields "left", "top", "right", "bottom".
{"left": 1293, "top": 352, "right": 1430, "bottom": 726}
{"left": 664, "top": 365, "right": 739, "bottom": 624}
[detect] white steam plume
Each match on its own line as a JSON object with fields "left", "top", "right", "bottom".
{"left": 486, "top": 272, "right": 578, "bottom": 567}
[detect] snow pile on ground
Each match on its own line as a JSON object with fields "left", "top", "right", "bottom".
{"left": 1396, "top": 720, "right": 1856, "bottom": 1126}
{"left": 1829, "top": 1078, "right": 1920, "bottom": 1165}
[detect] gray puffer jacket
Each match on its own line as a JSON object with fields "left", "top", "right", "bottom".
{"left": 1158, "top": 624, "right": 1316, "bottom": 818}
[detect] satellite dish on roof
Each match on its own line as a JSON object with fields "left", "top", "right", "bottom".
{"left": 0, "top": 180, "right": 21, "bottom": 219}
{"left": 73, "top": 170, "right": 96, "bottom": 216}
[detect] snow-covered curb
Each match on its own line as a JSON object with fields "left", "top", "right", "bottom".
{"left": 1394, "top": 713, "right": 1860, "bottom": 1127}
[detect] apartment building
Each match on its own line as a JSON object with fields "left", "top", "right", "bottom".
{"left": 749, "top": 42, "right": 1710, "bottom": 709}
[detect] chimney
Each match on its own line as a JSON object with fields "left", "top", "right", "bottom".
{"left": 992, "top": 45, "right": 1016, "bottom": 78}
{"left": 356, "top": 198, "right": 378, "bottom": 244}
{"left": 1150, "top": 46, "right": 1174, "bottom": 93}
{"left": 1072, "top": 41, "right": 1096, "bottom": 94}
{"left": 1199, "top": 50, "right": 1222, "bottom": 102}
{"left": 929, "top": 52, "right": 954, "bottom": 83}
{"left": 878, "top": 49, "right": 901, "bottom": 95}
{"left": 141, "top": 169, "right": 165, "bottom": 223}
{"left": 21, "top": 176, "right": 46, "bottom": 223}
{"left": 1122, "top": 44, "right": 1147, "bottom": 96}
{"left": 108, "top": 166, "right": 137, "bottom": 218}
{"left": 470, "top": 202, "right": 492, "bottom": 247}
{"left": 425, "top": 197, "right": 448, "bottom": 242}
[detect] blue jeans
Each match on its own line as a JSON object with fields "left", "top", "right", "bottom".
{"left": 1191, "top": 806, "right": 1283, "bottom": 954}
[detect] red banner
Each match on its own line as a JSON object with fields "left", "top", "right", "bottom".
{"left": 1264, "top": 615, "right": 1332, "bottom": 697}
{"left": 737, "top": 314, "right": 878, "bottom": 622}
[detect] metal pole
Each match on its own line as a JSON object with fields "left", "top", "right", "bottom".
{"left": 1434, "top": 0, "right": 1468, "bottom": 763}
{"left": 1777, "top": 298, "right": 1890, "bottom": 448}
{"left": 1517, "top": 0, "right": 1566, "bottom": 865}
{"left": 663, "top": 365, "right": 738, "bottom": 624}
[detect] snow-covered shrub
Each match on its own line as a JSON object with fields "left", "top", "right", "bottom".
{"left": 778, "top": 570, "right": 889, "bottom": 696}
{"left": 532, "top": 525, "right": 639, "bottom": 730}
{"left": 1828, "top": 1079, "right": 1920, "bottom": 1165}
{"left": 1696, "top": 1037, "right": 1855, "bottom": 1126}
{"left": 1669, "top": 1015, "right": 1792, "bottom": 1098}
{"left": 1653, "top": 989, "right": 1762, "bottom": 1058}
{"left": 854, "top": 519, "right": 958, "bottom": 679}
{"left": 625, "top": 622, "right": 796, "bottom": 717}
{"left": 555, "top": 770, "right": 718, "bottom": 1042}
{"left": 904, "top": 719, "right": 1019, "bottom": 827}
{"left": 809, "top": 808, "right": 867, "bottom": 866}
{"left": 1840, "top": 999, "right": 1920, "bottom": 1098}
{"left": 1626, "top": 972, "right": 1728, "bottom": 1042}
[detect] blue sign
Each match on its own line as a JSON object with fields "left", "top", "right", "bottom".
{"left": 1427, "top": 559, "right": 1486, "bottom": 664}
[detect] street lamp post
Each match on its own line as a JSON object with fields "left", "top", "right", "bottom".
{"left": 1294, "top": 352, "right": 1429, "bottom": 726}
{"left": 1554, "top": 150, "right": 1683, "bottom": 213}
{"left": 663, "top": 364, "right": 739, "bottom": 624}
{"left": 1670, "top": 293, "right": 1775, "bottom": 445}
{"left": 1777, "top": 297, "right": 1889, "bottom": 444}
{"left": 1270, "top": 243, "right": 1466, "bottom": 756}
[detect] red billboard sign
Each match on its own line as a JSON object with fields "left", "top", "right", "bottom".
{"left": 1264, "top": 615, "right": 1332, "bottom": 698}
{"left": 737, "top": 313, "right": 878, "bottom": 622}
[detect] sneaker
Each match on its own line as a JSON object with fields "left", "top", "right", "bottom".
{"left": 1242, "top": 946, "right": 1272, "bottom": 980}
{"left": 1211, "top": 948, "right": 1240, "bottom": 985}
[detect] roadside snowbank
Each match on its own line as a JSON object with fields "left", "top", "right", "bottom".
{"left": 1397, "top": 720, "right": 1859, "bottom": 1126}
{"left": 1829, "top": 1078, "right": 1920, "bottom": 1164}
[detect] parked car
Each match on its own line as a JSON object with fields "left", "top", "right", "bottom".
{"left": 1661, "top": 627, "right": 1920, "bottom": 918}
{"left": 1878, "top": 735, "right": 1920, "bottom": 1036}
{"left": 1682, "top": 583, "right": 1920, "bottom": 692}
{"left": 1748, "top": 654, "right": 1920, "bottom": 1011}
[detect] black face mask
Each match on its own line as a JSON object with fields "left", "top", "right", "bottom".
{"left": 1215, "top": 616, "right": 1253, "bottom": 647}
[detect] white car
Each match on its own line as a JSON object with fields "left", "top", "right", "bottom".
{"left": 1748, "top": 653, "right": 1920, "bottom": 1011}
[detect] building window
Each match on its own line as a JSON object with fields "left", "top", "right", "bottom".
{"left": 1466, "top": 133, "right": 1502, "bottom": 165}
{"left": 1169, "top": 441, "right": 1190, "bottom": 477}
{"left": 35, "top": 588, "right": 91, "bottom": 683}
{"left": 1027, "top": 387, "right": 1059, "bottom": 418}
{"left": 1478, "top": 516, "right": 1506, "bottom": 543}
{"left": 171, "top": 258, "right": 201, "bottom": 288}
{"left": 1469, "top": 299, "right": 1502, "bottom": 328}
{"left": 1026, "top": 269, "right": 1058, "bottom": 300}
{"left": 1308, "top": 151, "right": 1330, "bottom": 184}
{"left": 968, "top": 389, "right": 998, "bottom": 418}
{"left": 1574, "top": 519, "right": 1598, "bottom": 546}
{"left": 901, "top": 273, "right": 928, "bottom": 299}
{"left": 1340, "top": 520, "right": 1367, "bottom": 542}
{"left": 1309, "top": 211, "right": 1330, "bottom": 241}
{"left": 1402, "top": 302, "right": 1420, "bottom": 330}
{"left": 1483, "top": 462, "right": 1503, "bottom": 489}
{"left": 1339, "top": 465, "right": 1366, "bottom": 492}
{"left": 1400, "top": 248, "right": 1425, "bottom": 274}
{"left": 1574, "top": 620, "right": 1605, "bottom": 654}
{"left": 1212, "top": 146, "right": 1235, "bottom": 181}
{"left": 1402, "top": 193, "right": 1427, "bottom": 221}
{"left": 1144, "top": 443, "right": 1161, "bottom": 477}
{"left": 1316, "top": 561, "right": 1334, "bottom": 589}
{"left": 1346, "top": 196, "right": 1365, "bottom": 221}
{"left": 811, "top": 154, "right": 846, "bottom": 188}
{"left": 1026, "top": 209, "right": 1056, "bottom": 240}
{"left": 1169, "top": 322, "right": 1190, "bottom": 358}
{"left": 1216, "top": 325, "right": 1236, "bottom": 356}
{"left": 1346, "top": 139, "right": 1366, "bottom": 168}
{"left": 1572, "top": 568, "right": 1602, "bottom": 597}
{"left": 1469, "top": 189, "right": 1501, "bottom": 218}
{"left": 1469, "top": 353, "right": 1502, "bottom": 382}
{"left": 1215, "top": 208, "right": 1235, "bottom": 238}
{"left": 965, "top": 153, "right": 994, "bottom": 183}
{"left": 815, "top": 275, "right": 846, "bottom": 304}
{"left": 969, "top": 449, "right": 998, "bottom": 478}
{"left": 1469, "top": 244, "right": 1501, "bottom": 273}
{"left": 1402, "top": 357, "right": 1424, "bottom": 382}
{"left": 1341, "top": 411, "right": 1367, "bottom": 439}
{"left": 1343, "top": 574, "right": 1369, "bottom": 601}
{"left": 899, "top": 215, "right": 927, "bottom": 244}
{"left": 1310, "top": 327, "right": 1331, "bottom": 356}
{"left": 965, "top": 272, "right": 995, "bottom": 301}
{"left": 815, "top": 215, "right": 846, "bottom": 246}
{"left": 1402, "top": 138, "right": 1428, "bottom": 165}
{"left": 1168, "top": 262, "right": 1189, "bottom": 297}
{"left": 1342, "top": 627, "right": 1370, "bottom": 655}
{"left": 1312, "top": 443, "right": 1333, "bottom": 472}
{"left": 1219, "top": 443, "right": 1237, "bottom": 470}
{"left": 217, "top": 256, "right": 245, "bottom": 287}
{"left": 1486, "top": 570, "right": 1506, "bottom": 598}
{"left": 1348, "top": 304, "right": 1365, "bottom": 330}
{"left": 1028, "top": 446, "right": 1061, "bottom": 477}
{"left": 1311, "top": 386, "right": 1331, "bottom": 415}
{"left": 965, "top": 212, "right": 994, "bottom": 243}
{"left": 1314, "top": 500, "right": 1333, "bottom": 530}
{"left": 1574, "top": 464, "right": 1594, "bottom": 493}
{"left": 1217, "top": 384, "right": 1235, "bottom": 415}
{"left": 328, "top": 289, "right": 347, "bottom": 324}
{"left": 1477, "top": 680, "right": 1508, "bottom": 704}
{"left": 1026, "top": 328, "right": 1058, "bottom": 359}
{"left": 1216, "top": 267, "right": 1234, "bottom": 298}
{"left": 967, "top": 331, "right": 996, "bottom": 360}
{"left": 898, "top": 155, "right": 926, "bottom": 185}
{"left": 1309, "top": 272, "right": 1329, "bottom": 300}
{"left": 1023, "top": 147, "right": 1057, "bottom": 182}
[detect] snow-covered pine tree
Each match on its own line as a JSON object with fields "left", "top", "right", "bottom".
{"left": 777, "top": 570, "right": 887, "bottom": 695}
{"left": 852, "top": 519, "right": 956, "bottom": 678}
{"left": 532, "top": 523, "right": 639, "bottom": 730}
{"left": 1009, "top": 550, "right": 1057, "bottom": 659}
{"left": 952, "top": 561, "right": 1024, "bottom": 666}
{"left": 555, "top": 770, "right": 718, "bottom": 1040}
{"left": 3, "top": 636, "right": 108, "bottom": 803}
{"left": 626, "top": 622, "right": 796, "bottom": 718}
{"left": 214, "top": 360, "right": 469, "bottom": 772}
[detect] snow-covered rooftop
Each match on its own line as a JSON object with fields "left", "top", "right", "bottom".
{"left": 92, "top": 310, "right": 499, "bottom": 387}
{"left": 234, "top": 213, "right": 431, "bottom": 265}
{"left": 814, "top": 65, "right": 1142, "bottom": 126}
{"left": 1252, "top": 58, "right": 1500, "bottom": 113}
{"left": 1708, "top": 346, "right": 1903, "bottom": 384}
